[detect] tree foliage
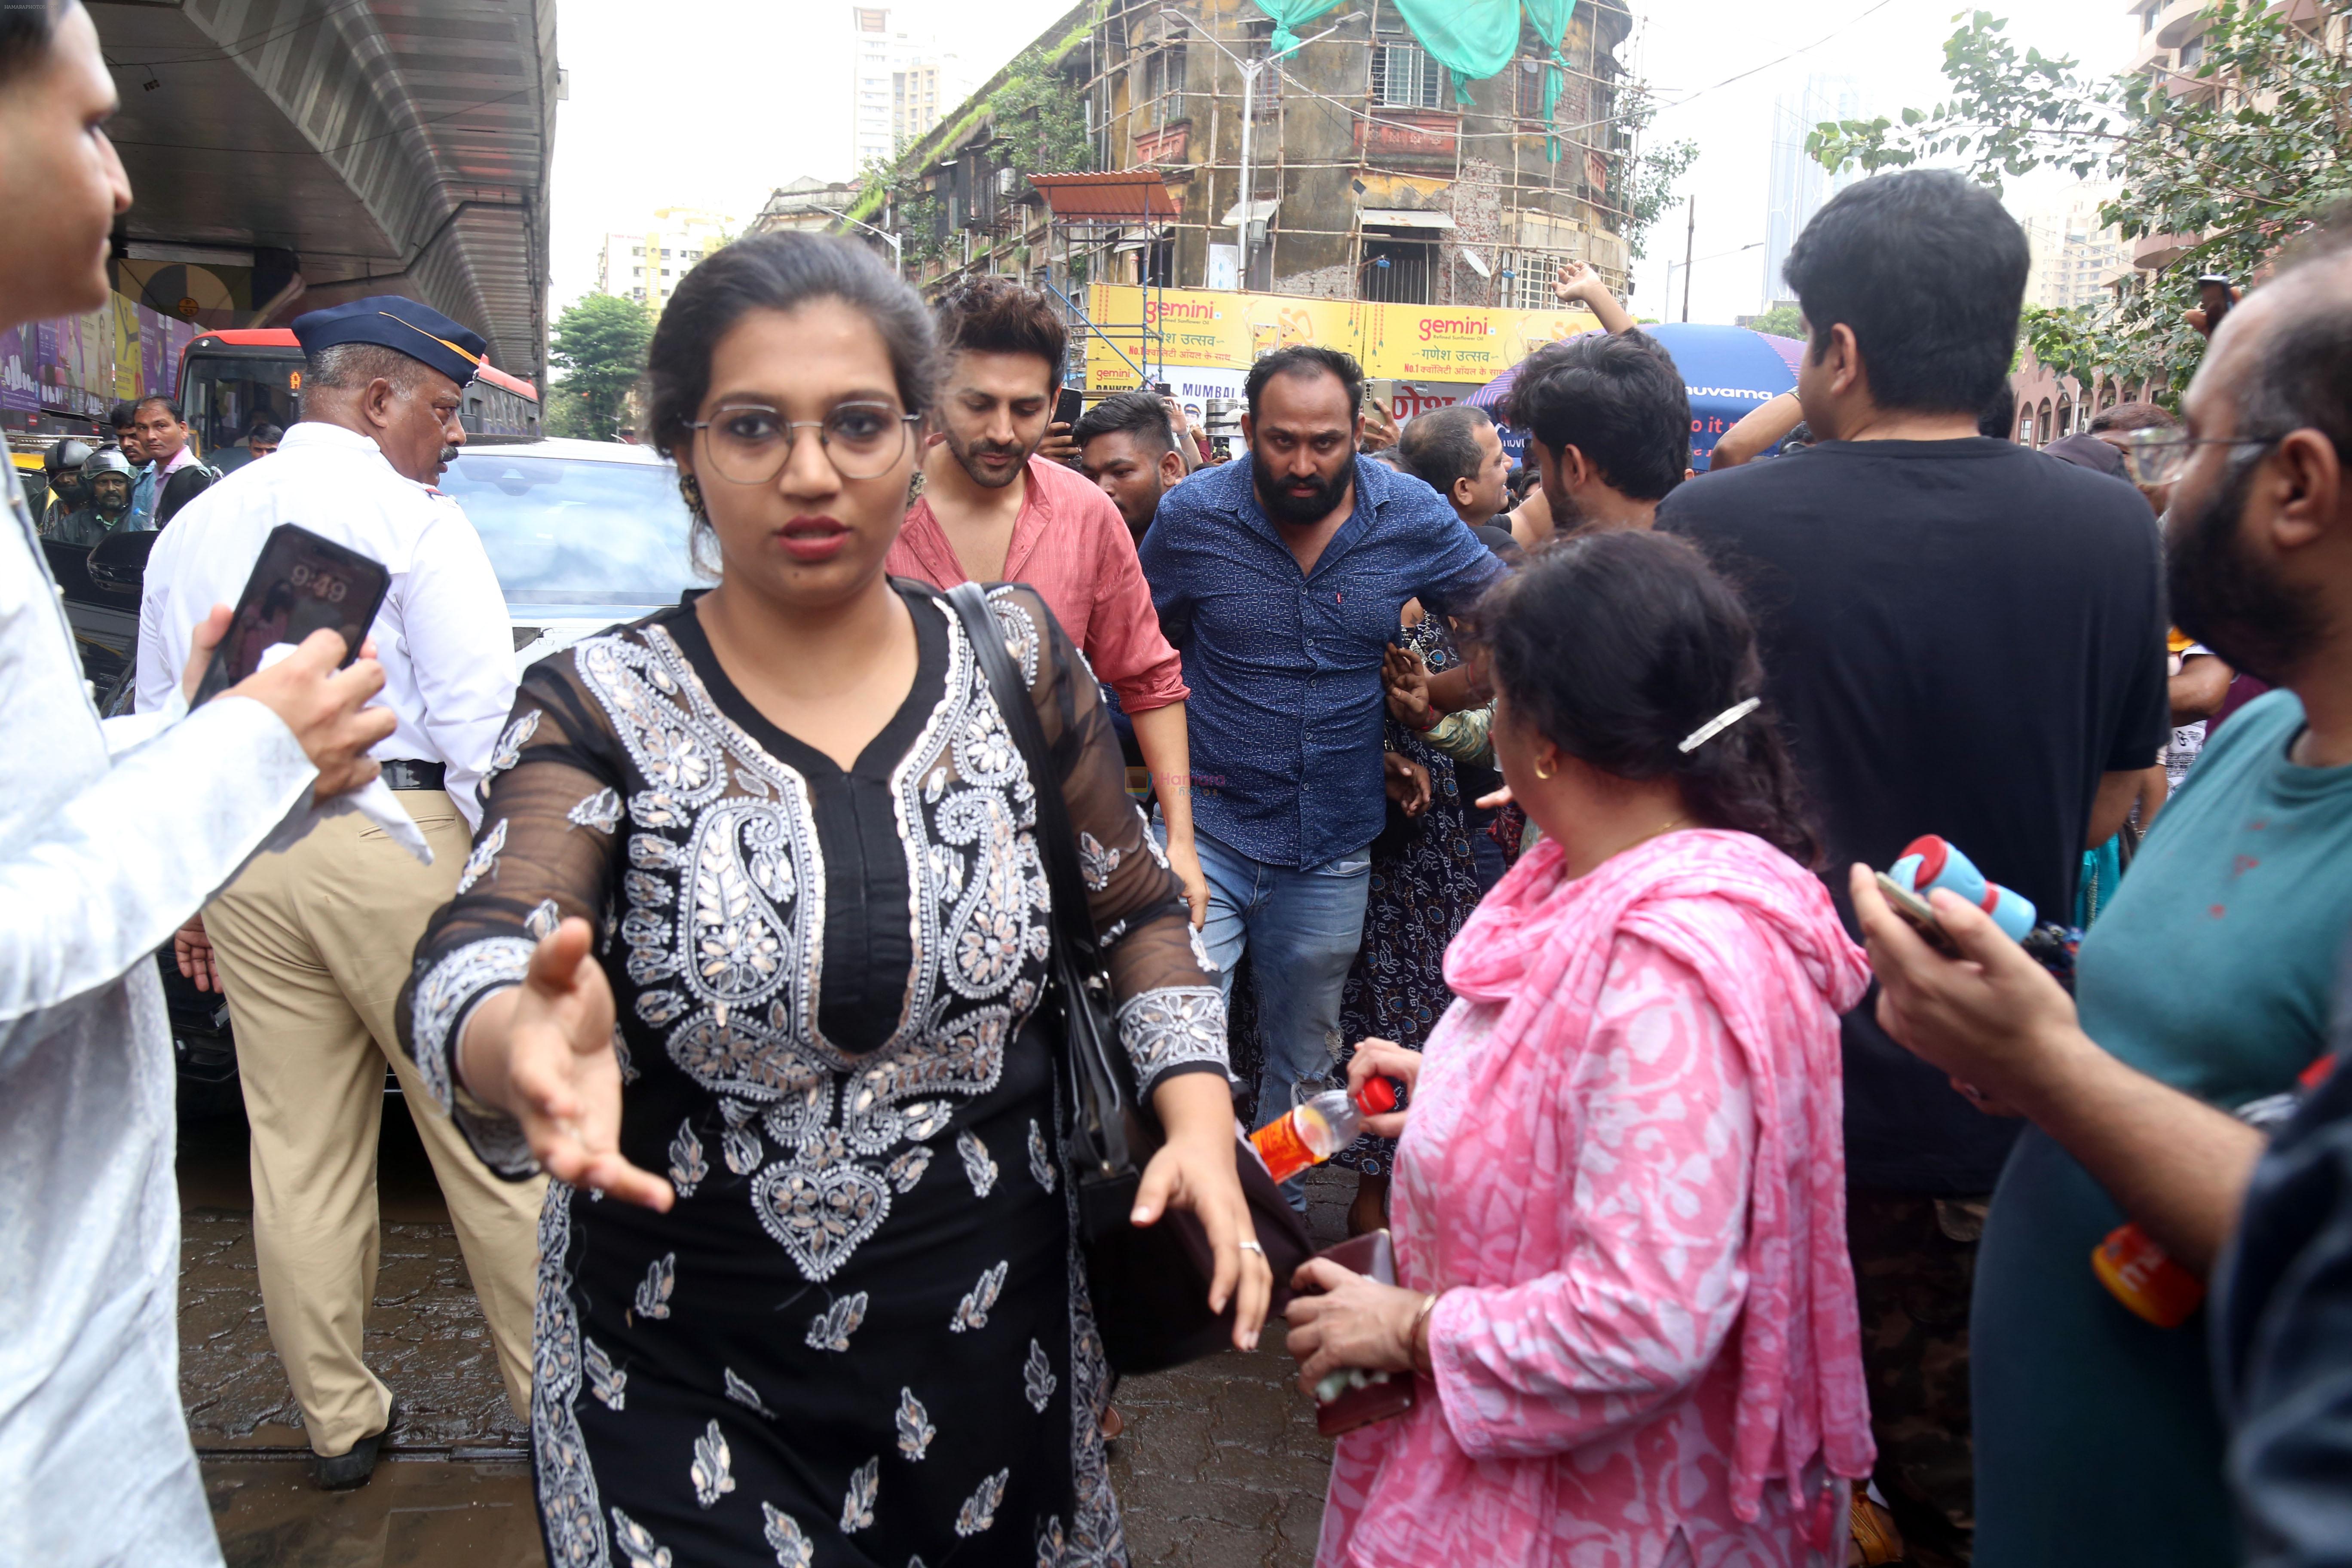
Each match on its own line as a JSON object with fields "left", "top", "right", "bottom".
{"left": 1746, "top": 303, "right": 1804, "bottom": 337}
{"left": 1806, "top": 1, "right": 2352, "bottom": 396}
{"left": 851, "top": 47, "right": 1093, "bottom": 271}
{"left": 1612, "top": 81, "right": 1699, "bottom": 265}
{"left": 548, "top": 292, "right": 652, "bottom": 442}
{"left": 986, "top": 48, "right": 1095, "bottom": 179}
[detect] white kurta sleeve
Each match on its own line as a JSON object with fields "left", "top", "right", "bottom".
{"left": 132, "top": 519, "right": 200, "bottom": 716}
{"left": 0, "top": 695, "right": 315, "bottom": 1025}
{"left": 398, "top": 504, "right": 516, "bottom": 830}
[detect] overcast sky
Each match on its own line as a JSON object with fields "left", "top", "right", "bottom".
{"left": 546, "top": 0, "right": 2144, "bottom": 325}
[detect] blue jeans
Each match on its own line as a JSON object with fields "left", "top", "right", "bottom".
{"left": 1189, "top": 828, "right": 1372, "bottom": 1148}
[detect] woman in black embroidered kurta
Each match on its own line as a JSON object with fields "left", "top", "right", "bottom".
{"left": 396, "top": 234, "right": 1264, "bottom": 1568}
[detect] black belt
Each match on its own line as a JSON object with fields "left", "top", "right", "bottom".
{"left": 380, "top": 759, "right": 447, "bottom": 791}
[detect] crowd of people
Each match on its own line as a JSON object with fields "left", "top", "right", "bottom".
{"left": 7, "top": 1, "right": 2352, "bottom": 1565}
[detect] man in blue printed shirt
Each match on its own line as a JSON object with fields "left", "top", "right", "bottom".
{"left": 1139, "top": 346, "right": 1504, "bottom": 1176}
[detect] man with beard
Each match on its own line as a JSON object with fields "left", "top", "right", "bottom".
{"left": 1508, "top": 329, "right": 1690, "bottom": 542}
{"left": 889, "top": 278, "right": 1208, "bottom": 923}
{"left": 1656, "top": 169, "right": 2173, "bottom": 1568}
{"left": 134, "top": 296, "right": 542, "bottom": 1492}
{"left": 48, "top": 444, "right": 130, "bottom": 544}
{"left": 1850, "top": 220, "right": 2352, "bottom": 1567}
{"left": 1139, "top": 345, "right": 1503, "bottom": 1194}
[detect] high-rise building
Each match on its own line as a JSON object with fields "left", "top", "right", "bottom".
{"left": 2022, "top": 184, "right": 2132, "bottom": 312}
{"left": 1760, "top": 74, "right": 1862, "bottom": 312}
{"left": 851, "top": 7, "right": 961, "bottom": 170}
{"left": 594, "top": 207, "right": 741, "bottom": 315}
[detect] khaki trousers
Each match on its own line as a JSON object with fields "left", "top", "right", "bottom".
{"left": 205, "top": 790, "right": 545, "bottom": 1458}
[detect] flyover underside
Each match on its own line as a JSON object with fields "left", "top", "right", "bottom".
{"left": 93, "top": 0, "right": 553, "bottom": 383}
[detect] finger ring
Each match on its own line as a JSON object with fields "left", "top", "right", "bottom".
{"left": 1238, "top": 1240, "right": 1265, "bottom": 1255}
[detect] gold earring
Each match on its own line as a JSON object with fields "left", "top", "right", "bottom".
{"left": 1534, "top": 756, "right": 1556, "bottom": 781}
{"left": 678, "top": 472, "right": 705, "bottom": 518}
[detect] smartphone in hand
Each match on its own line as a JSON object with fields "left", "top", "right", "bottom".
{"left": 2196, "top": 274, "right": 2235, "bottom": 334}
{"left": 1054, "top": 387, "right": 1084, "bottom": 429}
{"left": 1874, "top": 871, "right": 1963, "bottom": 958}
{"left": 192, "top": 523, "right": 391, "bottom": 705}
{"left": 1307, "top": 1230, "right": 1418, "bottom": 1438}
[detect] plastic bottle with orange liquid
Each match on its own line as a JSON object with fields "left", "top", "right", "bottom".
{"left": 1249, "top": 1078, "right": 1402, "bottom": 1184}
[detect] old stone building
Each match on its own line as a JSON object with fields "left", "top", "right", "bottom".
{"left": 843, "top": 0, "right": 1639, "bottom": 311}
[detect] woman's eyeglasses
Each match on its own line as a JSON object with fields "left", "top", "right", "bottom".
{"left": 685, "top": 401, "right": 919, "bottom": 484}
{"left": 2120, "top": 428, "right": 2287, "bottom": 487}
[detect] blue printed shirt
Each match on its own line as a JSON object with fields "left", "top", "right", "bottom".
{"left": 1139, "top": 453, "right": 1504, "bottom": 869}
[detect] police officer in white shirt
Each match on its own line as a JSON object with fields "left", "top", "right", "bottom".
{"left": 136, "top": 295, "right": 543, "bottom": 1490}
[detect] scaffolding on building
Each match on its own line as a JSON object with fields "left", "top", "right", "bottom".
{"left": 1024, "top": 172, "right": 1178, "bottom": 395}
{"left": 891, "top": 0, "right": 1641, "bottom": 315}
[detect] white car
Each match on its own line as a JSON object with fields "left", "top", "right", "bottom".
{"left": 436, "top": 436, "right": 702, "bottom": 670}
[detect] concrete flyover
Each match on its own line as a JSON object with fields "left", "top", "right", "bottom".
{"left": 92, "top": 0, "right": 557, "bottom": 384}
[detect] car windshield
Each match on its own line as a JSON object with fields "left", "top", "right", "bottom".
{"left": 440, "top": 449, "right": 703, "bottom": 606}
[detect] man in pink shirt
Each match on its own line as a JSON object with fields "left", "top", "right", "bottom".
{"left": 887, "top": 277, "right": 1207, "bottom": 922}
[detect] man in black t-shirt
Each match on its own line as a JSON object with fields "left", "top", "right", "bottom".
{"left": 1659, "top": 168, "right": 2170, "bottom": 1568}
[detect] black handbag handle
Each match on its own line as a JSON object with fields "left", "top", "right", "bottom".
{"left": 941, "top": 582, "right": 1141, "bottom": 1189}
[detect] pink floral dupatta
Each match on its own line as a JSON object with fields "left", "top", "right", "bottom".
{"left": 1449, "top": 832, "right": 1872, "bottom": 1532}
{"left": 1415, "top": 828, "right": 1877, "bottom": 1545}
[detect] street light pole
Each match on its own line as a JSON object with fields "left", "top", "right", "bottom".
{"left": 1237, "top": 58, "right": 1256, "bottom": 280}
{"left": 1162, "top": 9, "right": 1360, "bottom": 289}
{"left": 1681, "top": 196, "right": 1696, "bottom": 323}
{"left": 818, "top": 205, "right": 903, "bottom": 278}
{"left": 1666, "top": 240, "right": 1764, "bottom": 323}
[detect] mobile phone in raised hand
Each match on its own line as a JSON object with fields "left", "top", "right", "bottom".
{"left": 2196, "top": 274, "right": 2235, "bottom": 335}
{"left": 193, "top": 523, "right": 391, "bottom": 706}
{"left": 1054, "top": 387, "right": 1084, "bottom": 429}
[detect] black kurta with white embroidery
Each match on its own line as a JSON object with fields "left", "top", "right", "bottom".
{"left": 398, "top": 584, "right": 1228, "bottom": 1568}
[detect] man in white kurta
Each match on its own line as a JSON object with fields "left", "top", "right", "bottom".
{"left": 137, "top": 298, "right": 545, "bottom": 1486}
{"left": 0, "top": 5, "right": 407, "bottom": 1556}
{"left": 0, "top": 475, "right": 327, "bottom": 1564}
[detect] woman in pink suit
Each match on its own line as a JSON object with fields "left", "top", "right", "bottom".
{"left": 1287, "top": 531, "right": 1876, "bottom": 1567}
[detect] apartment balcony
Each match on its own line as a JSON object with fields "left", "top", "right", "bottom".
{"left": 2130, "top": 0, "right": 2209, "bottom": 72}
{"left": 2135, "top": 230, "right": 2199, "bottom": 270}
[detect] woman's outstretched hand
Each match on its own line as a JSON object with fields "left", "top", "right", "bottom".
{"left": 461, "top": 917, "right": 674, "bottom": 1211}
{"left": 1133, "top": 1072, "right": 1273, "bottom": 1351}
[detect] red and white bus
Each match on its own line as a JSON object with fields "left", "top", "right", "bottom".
{"left": 179, "top": 328, "right": 541, "bottom": 460}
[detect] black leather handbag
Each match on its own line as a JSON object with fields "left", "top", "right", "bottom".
{"left": 943, "top": 582, "right": 1313, "bottom": 1374}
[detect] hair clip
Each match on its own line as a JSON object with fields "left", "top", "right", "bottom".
{"left": 1678, "top": 697, "right": 1761, "bottom": 754}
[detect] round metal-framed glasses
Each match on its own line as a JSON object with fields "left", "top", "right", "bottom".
{"left": 2121, "top": 427, "right": 2288, "bottom": 487}
{"left": 684, "top": 400, "right": 920, "bottom": 485}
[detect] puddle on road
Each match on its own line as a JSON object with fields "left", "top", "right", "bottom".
{"left": 204, "top": 1456, "right": 542, "bottom": 1568}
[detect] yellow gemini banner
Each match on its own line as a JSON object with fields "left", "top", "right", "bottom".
{"left": 1085, "top": 284, "right": 1604, "bottom": 387}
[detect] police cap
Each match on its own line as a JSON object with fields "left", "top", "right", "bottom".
{"left": 291, "top": 295, "right": 486, "bottom": 389}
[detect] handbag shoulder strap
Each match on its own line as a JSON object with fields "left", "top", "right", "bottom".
{"left": 938, "top": 582, "right": 1104, "bottom": 973}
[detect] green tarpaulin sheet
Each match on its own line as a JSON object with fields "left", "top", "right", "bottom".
{"left": 1253, "top": 0, "right": 1577, "bottom": 147}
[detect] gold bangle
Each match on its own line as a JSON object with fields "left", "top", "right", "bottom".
{"left": 1409, "top": 1289, "right": 1442, "bottom": 1376}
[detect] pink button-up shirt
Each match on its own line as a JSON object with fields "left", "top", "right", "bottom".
{"left": 1320, "top": 830, "right": 1876, "bottom": 1568}
{"left": 888, "top": 454, "right": 1188, "bottom": 713}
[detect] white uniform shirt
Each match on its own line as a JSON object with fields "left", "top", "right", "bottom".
{"left": 0, "top": 479, "right": 318, "bottom": 1566}
{"left": 136, "top": 421, "right": 515, "bottom": 828}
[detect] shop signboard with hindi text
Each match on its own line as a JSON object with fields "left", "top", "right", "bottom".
{"left": 1087, "top": 283, "right": 1599, "bottom": 391}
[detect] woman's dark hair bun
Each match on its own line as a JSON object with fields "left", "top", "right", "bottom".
{"left": 1485, "top": 529, "right": 1821, "bottom": 867}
